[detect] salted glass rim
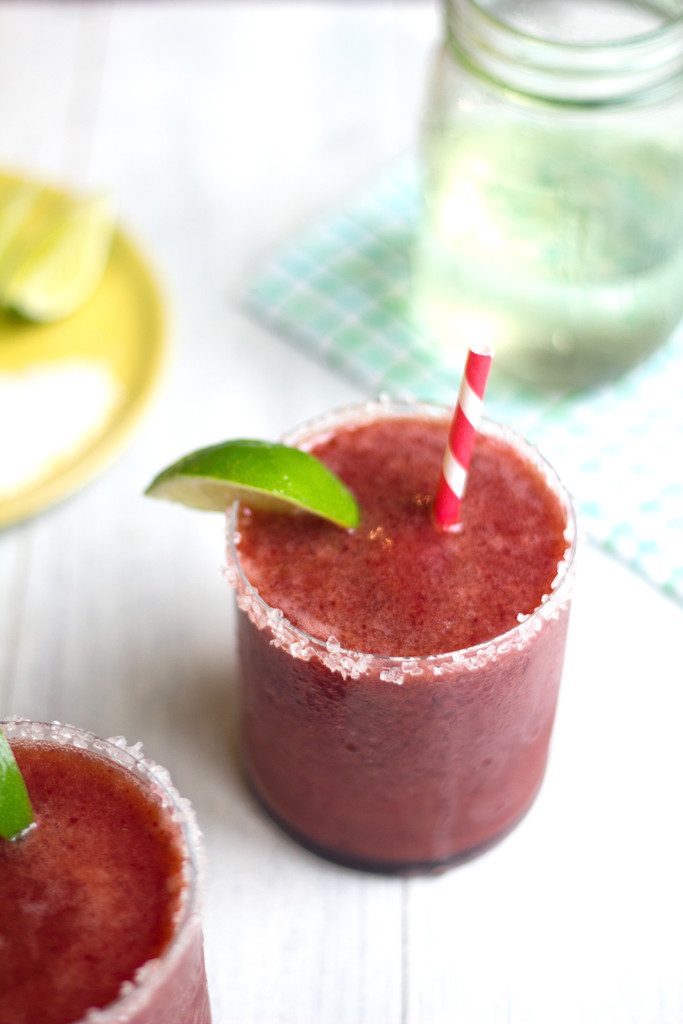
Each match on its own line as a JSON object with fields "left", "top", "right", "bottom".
{"left": 457, "top": 0, "right": 683, "bottom": 52}
{"left": 0, "top": 718, "right": 204, "bottom": 1024}
{"left": 226, "top": 398, "right": 576, "bottom": 680}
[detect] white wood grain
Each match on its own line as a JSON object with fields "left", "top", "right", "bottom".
{"left": 0, "top": 4, "right": 82, "bottom": 179}
{"left": 0, "top": 533, "right": 30, "bottom": 705}
{"left": 0, "top": 0, "right": 86, "bottom": 705}
{"left": 2, "top": 3, "right": 682, "bottom": 1023}
{"left": 405, "top": 548, "right": 683, "bottom": 1024}
{"left": 0, "top": 4, "right": 437, "bottom": 1021}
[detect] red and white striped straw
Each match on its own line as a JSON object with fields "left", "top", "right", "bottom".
{"left": 434, "top": 345, "right": 494, "bottom": 529}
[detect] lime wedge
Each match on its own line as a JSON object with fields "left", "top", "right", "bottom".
{"left": 146, "top": 439, "right": 360, "bottom": 528}
{"left": 0, "top": 729, "right": 34, "bottom": 841}
{"left": 0, "top": 191, "right": 115, "bottom": 322}
{"left": 0, "top": 182, "right": 40, "bottom": 270}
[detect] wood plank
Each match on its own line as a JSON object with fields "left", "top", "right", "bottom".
{"left": 404, "top": 547, "right": 683, "bottom": 1023}
{"left": 2, "top": 3, "right": 439, "bottom": 1017}
{"left": 0, "top": 532, "right": 30, "bottom": 707}
{"left": 0, "top": 3, "right": 82, "bottom": 177}
{"left": 0, "top": 1, "right": 84, "bottom": 708}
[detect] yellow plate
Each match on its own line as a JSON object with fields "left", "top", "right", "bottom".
{"left": 0, "top": 172, "right": 166, "bottom": 528}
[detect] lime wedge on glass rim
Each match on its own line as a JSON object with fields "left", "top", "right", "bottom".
{"left": 145, "top": 440, "right": 360, "bottom": 528}
{"left": 0, "top": 729, "right": 34, "bottom": 841}
{"left": 0, "top": 188, "right": 115, "bottom": 322}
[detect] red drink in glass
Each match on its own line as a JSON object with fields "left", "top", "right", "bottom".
{"left": 0, "top": 720, "right": 211, "bottom": 1024}
{"left": 228, "top": 400, "right": 575, "bottom": 873}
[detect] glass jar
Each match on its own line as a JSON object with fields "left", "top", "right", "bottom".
{"left": 414, "top": 0, "right": 683, "bottom": 389}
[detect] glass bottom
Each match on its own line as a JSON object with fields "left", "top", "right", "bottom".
{"left": 415, "top": 281, "right": 674, "bottom": 391}
{"left": 246, "top": 770, "right": 544, "bottom": 877}
{"left": 415, "top": 117, "right": 683, "bottom": 390}
{"left": 494, "top": 327, "right": 669, "bottom": 391}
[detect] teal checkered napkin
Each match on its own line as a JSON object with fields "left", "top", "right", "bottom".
{"left": 247, "top": 160, "right": 683, "bottom": 604}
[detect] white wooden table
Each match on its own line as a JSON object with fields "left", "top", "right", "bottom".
{"left": 1, "top": 4, "right": 682, "bottom": 1022}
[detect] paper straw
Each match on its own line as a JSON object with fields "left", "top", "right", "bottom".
{"left": 434, "top": 346, "right": 493, "bottom": 529}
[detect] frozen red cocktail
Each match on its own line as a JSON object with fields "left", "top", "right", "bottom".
{"left": 0, "top": 720, "right": 211, "bottom": 1024}
{"left": 227, "top": 400, "right": 575, "bottom": 873}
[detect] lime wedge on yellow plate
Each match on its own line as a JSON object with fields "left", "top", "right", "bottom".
{"left": 0, "top": 182, "right": 40, "bottom": 265}
{"left": 146, "top": 440, "right": 360, "bottom": 528}
{"left": 0, "top": 169, "right": 165, "bottom": 529}
{"left": 0, "top": 729, "right": 34, "bottom": 841}
{"left": 0, "top": 188, "right": 115, "bottom": 322}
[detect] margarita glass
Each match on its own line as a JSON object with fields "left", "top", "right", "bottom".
{"left": 226, "top": 400, "right": 575, "bottom": 873}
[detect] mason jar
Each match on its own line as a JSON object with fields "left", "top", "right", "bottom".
{"left": 414, "top": 0, "right": 683, "bottom": 389}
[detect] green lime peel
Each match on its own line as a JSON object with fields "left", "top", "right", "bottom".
{"left": 0, "top": 728, "right": 34, "bottom": 840}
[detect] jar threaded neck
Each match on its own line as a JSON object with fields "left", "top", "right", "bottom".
{"left": 445, "top": 0, "right": 683, "bottom": 104}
